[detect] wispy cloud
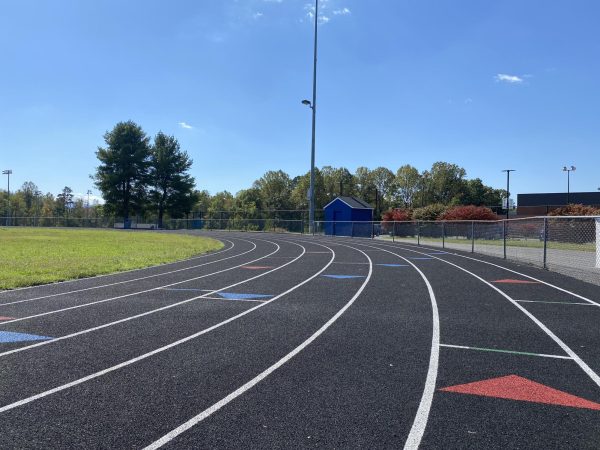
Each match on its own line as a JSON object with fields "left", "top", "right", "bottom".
{"left": 304, "top": 1, "right": 350, "bottom": 24}
{"left": 332, "top": 7, "right": 351, "bottom": 15}
{"left": 178, "top": 122, "right": 193, "bottom": 129}
{"left": 495, "top": 73, "right": 524, "bottom": 84}
{"left": 253, "top": 11, "right": 264, "bottom": 19}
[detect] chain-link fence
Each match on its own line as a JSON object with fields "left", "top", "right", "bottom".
{"left": 0, "top": 216, "right": 115, "bottom": 227}
{"left": 313, "top": 217, "right": 600, "bottom": 286}
{"left": 2, "top": 214, "right": 598, "bottom": 284}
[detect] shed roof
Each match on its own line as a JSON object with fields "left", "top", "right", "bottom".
{"left": 323, "top": 196, "right": 373, "bottom": 210}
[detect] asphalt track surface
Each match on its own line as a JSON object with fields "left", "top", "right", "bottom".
{"left": 1, "top": 231, "right": 599, "bottom": 449}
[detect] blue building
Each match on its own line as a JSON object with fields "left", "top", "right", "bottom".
{"left": 323, "top": 196, "right": 373, "bottom": 237}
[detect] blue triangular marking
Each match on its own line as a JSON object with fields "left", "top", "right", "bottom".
{"left": 377, "top": 264, "right": 409, "bottom": 267}
{"left": 0, "top": 331, "right": 53, "bottom": 343}
{"left": 322, "top": 275, "right": 365, "bottom": 279}
{"left": 218, "top": 293, "right": 272, "bottom": 300}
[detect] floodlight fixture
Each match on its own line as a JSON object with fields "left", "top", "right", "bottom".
{"left": 562, "top": 165, "right": 576, "bottom": 204}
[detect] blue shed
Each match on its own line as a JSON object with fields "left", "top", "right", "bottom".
{"left": 323, "top": 196, "right": 373, "bottom": 237}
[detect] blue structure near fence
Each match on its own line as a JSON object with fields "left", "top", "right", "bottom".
{"left": 323, "top": 196, "right": 373, "bottom": 237}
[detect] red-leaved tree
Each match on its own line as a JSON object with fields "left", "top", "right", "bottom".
{"left": 382, "top": 208, "right": 412, "bottom": 222}
{"left": 439, "top": 205, "right": 498, "bottom": 221}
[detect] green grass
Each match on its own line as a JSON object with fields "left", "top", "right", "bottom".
{"left": 388, "top": 235, "right": 595, "bottom": 252}
{"left": 0, "top": 228, "right": 223, "bottom": 289}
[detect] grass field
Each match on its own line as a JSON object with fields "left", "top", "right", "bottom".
{"left": 382, "top": 235, "right": 595, "bottom": 252}
{"left": 0, "top": 228, "right": 223, "bottom": 289}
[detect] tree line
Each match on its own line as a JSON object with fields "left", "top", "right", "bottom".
{"left": 198, "top": 163, "right": 505, "bottom": 222}
{"left": 1, "top": 120, "right": 506, "bottom": 225}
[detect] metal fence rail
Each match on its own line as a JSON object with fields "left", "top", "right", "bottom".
{"left": 313, "top": 217, "right": 600, "bottom": 286}
{"left": 2, "top": 215, "right": 598, "bottom": 285}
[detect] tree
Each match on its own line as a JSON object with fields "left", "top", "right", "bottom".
{"left": 94, "top": 121, "right": 151, "bottom": 223}
{"left": 370, "top": 166, "right": 396, "bottom": 212}
{"left": 462, "top": 178, "right": 503, "bottom": 207}
{"left": 395, "top": 165, "right": 420, "bottom": 208}
{"left": 428, "top": 162, "right": 467, "bottom": 205}
{"left": 149, "top": 132, "right": 196, "bottom": 228}
{"left": 56, "top": 186, "right": 74, "bottom": 217}
{"left": 253, "top": 170, "right": 293, "bottom": 211}
{"left": 20, "top": 181, "right": 39, "bottom": 213}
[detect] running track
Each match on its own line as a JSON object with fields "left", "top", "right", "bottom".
{"left": 1, "top": 231, "right": 599, "bottom": 449}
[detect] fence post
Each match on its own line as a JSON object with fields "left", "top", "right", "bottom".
{"left": 471, "top": 221, "right": 475, "bottom": 253}
{"left": 417, "top": 221, "right": 421, "bottom": 246}
{"left": 596, "top": 218, "right": 600, "bottom": 269}
{"left": 371, "top": 221, "right": 374, "bottom": 239}
{"left": 543, "top": 217, "right": 548, "bottom": 269}
{"left": 351, "top": 222, "right": 355, "bottom": 238}
{"left": 503, "top": 220, "right": 507, "bottom": 259}
{"left": 392, "top": 221, "right": 395, "bottom": 243}
{"left": 442, "top": 221, "right": 445, "bottom": 249}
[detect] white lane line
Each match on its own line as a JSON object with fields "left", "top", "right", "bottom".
{"left": 161, "top": 289, "right": 216, "bottom": 292}
{"left": 0, "top": 239, "right": 252, "bottom": 307}
{"left": 516, "top": 300, "right": 597, "bottom": 306}
{"left": 332, "top": 262, "right": 370, "bottom": 265}
{"left": 397, "top": 242, "right": 600, "bottom": 307}
{"left": 143, "top": 244, "right": 373, "bottom": 450}
{"left": 0, "top": 240, "right": 306, "bottom": 358}
{"left": 0, "top": 240, "right": 283, "bottom": 326}
{"left": 335, "top": 240, "right": 439, "bottom": 450}
{"left": 382, "top": 242, "right": 600, "bottom": 389}
{"left": 0, "top": 243, "right": 336, "bottom": 414}
{"left": 0, "top": 238, "right": 236, "bottom": 297}
{"left": 196, "top": 297, "right": 269, "bottom": 303}
{"left": 440, "top": 344, "right": 574, "bottom": 360}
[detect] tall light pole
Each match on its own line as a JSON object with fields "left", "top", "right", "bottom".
{"left": 2, "top": 169, "right": 12, "bottom": 226}
{"left": 502, "top": 169, "right": 515, "bottom": 220}
{"left": 302, "top": 0, "right": 319, "bottom": 233}
{"left": 563, "top": 166, "right": 576, "bottom": 205}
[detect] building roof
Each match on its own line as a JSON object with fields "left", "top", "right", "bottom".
{"left": 517, "top": 192, "right": 600, "bottom": 207}
{"left": 323, "top": 196, "right": 374, "bottom": 210}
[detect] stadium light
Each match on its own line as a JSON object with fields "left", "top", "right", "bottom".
{"left": 303, "top": 0, "right": 319, "bottom": 234}
{"left": 2, "top": 169, "right": 12, "bottom": 226}
{"left": 562, "top": 166, "right": 576, "bottom": 204}
{"left": 501, "top": 169, "right": 515, "bottom": 220}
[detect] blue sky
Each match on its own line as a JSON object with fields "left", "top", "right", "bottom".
{"left": 1, "top": 0, "right": 599, "bottom": 203}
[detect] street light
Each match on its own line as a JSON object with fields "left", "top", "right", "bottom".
{"left": 2, "top": 169, "right": 12, "bottom": 226}
{"left": 501, "top": 169, "right": 515, "bottom": 220}
{"left": 302, "top": 0, "right": 319, "bottom": 234}
{"left": 562, "top": 165, "right": 576, "bottom": 204}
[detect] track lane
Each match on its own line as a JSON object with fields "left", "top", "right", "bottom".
{"left": 0, "top": 238, "right": 307, "bottom": 361}
{"left": 0, "top": 238, "right": 283, "bottom": 331}
{"left": 0, "top": 238, "right": 337, "bottom": 416}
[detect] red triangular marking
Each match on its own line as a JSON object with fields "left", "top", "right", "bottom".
{"left": 492, "top": 279, "right": 539, "bottom": 284}
{"left": 440, "top": 375, "right": 600, "bottom": 411}
{"left": 0, "top": 316, "right": 14, "bottom": 321}
{"left": 242, "top": 266, "right": 273, "bottom": 270}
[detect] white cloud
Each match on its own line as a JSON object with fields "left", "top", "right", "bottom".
{"left": 178, "top": 122, "right": 193, "bottom": 129}
{"left": 304, "top": 1, "right": 350, "bottom": 24}
{"left": 333, "top": 7, "right": 351, "bottom": 15}
{"left": 253, "top": 12, "right": 264, "bottom": 19}
{"left": 495, "top": 73, "right": 524, "bottom": 84}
